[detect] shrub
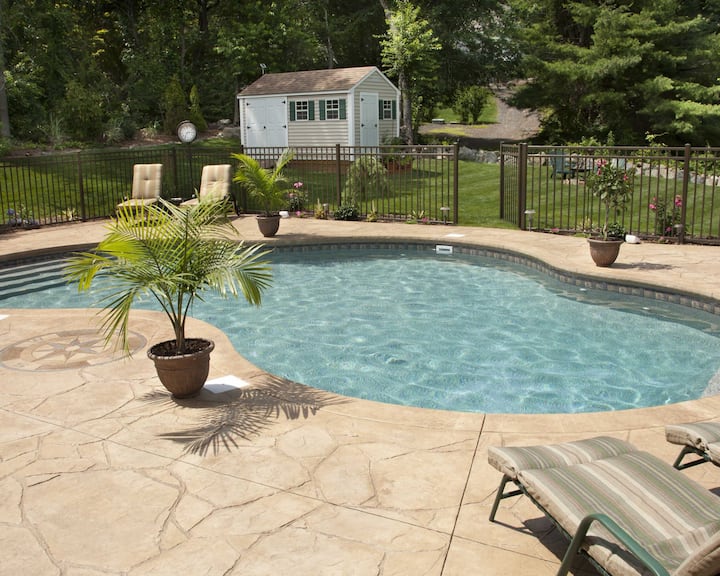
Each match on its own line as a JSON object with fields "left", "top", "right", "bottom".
{"left": 188, "top": 85, "right": 208, "bottom": 132}
{"left": 163, "top": 76, "right": 187, "bottom": 135}
{"left": 343, "top": 156, "right": 388, "bottom": 202}
{"left": 334, "top": 203, "right": 359, "bottom": 221}
{"left": 453, "top": 85, "right": 492, "bottom": 124}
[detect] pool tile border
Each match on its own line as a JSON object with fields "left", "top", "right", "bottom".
{"left": 274, "top": 240, "right": 720, "bottom": 317}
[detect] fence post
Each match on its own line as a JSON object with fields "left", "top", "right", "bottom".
{"left": 453, "top": 142, "right": 459, "bottom": 224}
{"left": 679, "top": 143, "right": 691, "bottom": 244}
{"left": 336, "top": 144, "right": 342, "bottom": 206}
{"left": 499, "top": 145, "right": 505, "bottom": 220}
{"left": 77, "top": 152, "right": 87, "bottom": 222}
{"left": 518, "top": 142, "right": 528, "bottom": 229}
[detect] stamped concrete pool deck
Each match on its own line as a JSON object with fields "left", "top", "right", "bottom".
{"left": 1, "top": 217, "right": 720, "bottom": 575}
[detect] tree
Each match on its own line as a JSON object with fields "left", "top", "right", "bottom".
{"left": 379, "top": 0, "right": 440, "bottom": 143}
{"left": 509, "top": 0, "right": 720, "bottom": 145}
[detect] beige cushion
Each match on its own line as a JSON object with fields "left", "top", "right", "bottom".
{"left": 130, "top": 163, "right": 163, "bottom": 200}
{"left": 181, "top": 164, "right": 231, "bottom": 206}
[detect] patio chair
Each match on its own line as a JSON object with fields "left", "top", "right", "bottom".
{"left": 488, "top": 436, "right": 720, "bottom": 576}
{"left": 665, "top": 422, "right": 720, "bottom": 470}
{"left": 180, "top": 164, "right": 232, "bottom": 209}
{"left": 116, "top": 163, "right": 163, "bottom": 211}
{"left": 547, "top": 150, "right": 575, "bottom": 179}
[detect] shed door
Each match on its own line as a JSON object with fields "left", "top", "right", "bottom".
{"left": 360, "top": 93, "right": 379, "bottom": 147}
{"left": 244, "top": 97, "right": 287, "bottom": 147}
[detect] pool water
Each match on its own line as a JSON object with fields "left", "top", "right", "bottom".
{"left": 3, "top": 247, "right": 720, "bottom": 414}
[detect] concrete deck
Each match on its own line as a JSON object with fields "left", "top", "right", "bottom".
{"left": 1, "top": 216, "right": 720, "bottom": 575}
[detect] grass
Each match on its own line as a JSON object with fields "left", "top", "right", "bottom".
{"left": 431, "top": 98, "right": 498, "bottom": 126}
{"left": 457, "top": 161, "right": 510, "bottom": 228}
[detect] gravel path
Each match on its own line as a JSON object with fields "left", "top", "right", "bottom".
{"left": 420, "top": 83, "right": 541, "bottom": 149}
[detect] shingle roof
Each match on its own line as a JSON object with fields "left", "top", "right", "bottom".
{"left": 238, "top": 66, "right": 380, "bottom": 97}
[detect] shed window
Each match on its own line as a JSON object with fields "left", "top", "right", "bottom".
{"left": 325, "top": 99, "right": 340, "bottom": 120}
{"left": 382, "top": 100, "right": 393, "bottom": 120}
{"left": 379, "top": 99, "right": 397, "bottom": 120}
{"left": 294, "top": 100, "right": 310, "bottom": 121}
{"left": 319, "top": 99, "right": 346, "bottom": 120}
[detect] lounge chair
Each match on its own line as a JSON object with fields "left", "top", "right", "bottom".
{"left": 488, "top": 436, "right": 720, "bottom": 576}
{"left": 665, "top": 422, "right": 720, "bottom": 470}
{"left": 180, "top": 164, "right": 232, "bottom": 209}
{"left": 116, "top": 163, "right": 163, "bottom": 211}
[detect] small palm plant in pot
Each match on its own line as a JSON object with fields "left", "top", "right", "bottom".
{"left": 64, "top": 198, "right": 273, "bottom": 398}
{"left": 232, "top": 149, "right": 294, "bottom": 237}
{"left": 585, "top": 158, "right": 633, "bottom": 266}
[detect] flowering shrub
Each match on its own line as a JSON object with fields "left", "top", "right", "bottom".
{"left": 287, "top": 181, "right": 307, "bottom": 212}
{"left": 585, "top": 159, "right": 633, "bottom": 240}
{"left": 650, "top": 195, "right": 682, "bottom": 236}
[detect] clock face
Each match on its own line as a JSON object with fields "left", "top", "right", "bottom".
{"left": 177, "top": 121, "right": 197, "bottom": 143}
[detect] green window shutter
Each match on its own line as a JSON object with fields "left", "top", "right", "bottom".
{"left": 339, "top": 99, "right": 346, "bottom": 120}
{"left": 308, "top": 100, "right": 315, "bottom": 120}
{"left": 391, "top": 99, "right": 397, "bottom": 120}
{"left": 290, "top": 101, "right": 296, "bottom": 121}
{"left": 378, "top": 99, "right": 384, "bottom": 119}
{"left": 319, "top": 99, "right": 326, "bottom": 121}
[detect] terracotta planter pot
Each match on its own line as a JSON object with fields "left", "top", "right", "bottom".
{"left": 147, "top": 338, "right": 214, "bottom": 398}
{"left": 256, "top": 214, "right": 281, "bottom": 237}
{"left": 587, "top": 238, "right": 623, "bottom": 267}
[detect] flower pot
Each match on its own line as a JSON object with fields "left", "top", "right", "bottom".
{"left": 587, "top": 238, "right": 623, "bottom": 267}
{"left": 256, "top": 214, "right": 281, "bottom": 237}
{"left": 147, "top": 338, "right": 214, "bottom": 398}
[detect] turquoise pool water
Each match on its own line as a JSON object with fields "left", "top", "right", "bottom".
{"left": 2, "top": 246, "right": 720, "bottom": 413}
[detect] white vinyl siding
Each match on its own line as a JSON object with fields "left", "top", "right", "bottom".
{"left": 352, "top": 72, "right": 400, "bottom": 145}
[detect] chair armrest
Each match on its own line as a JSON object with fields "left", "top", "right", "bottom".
{"left": 557, "top": 513, "right": 670, "bottom": 576}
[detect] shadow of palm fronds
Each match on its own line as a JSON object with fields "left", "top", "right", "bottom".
{"left": 152, "top": 374, "right": 349, "bottom": 456}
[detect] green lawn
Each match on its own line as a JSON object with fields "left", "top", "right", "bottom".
{"left": 432, "top": 98, "right": 498, "bottom": 126}
{"left": 457, "top": 160, "right": 510, "bottom": 228}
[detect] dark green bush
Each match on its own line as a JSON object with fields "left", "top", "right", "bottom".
{"left": 334, "top": 203, "right": 359, "bottom": 221}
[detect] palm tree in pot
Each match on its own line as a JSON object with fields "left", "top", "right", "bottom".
{"left": 585, "top": 158, "right": 633, "bottom": 266}
{"left": 232, "top": 149, "right": 293, "bottom": 237}
{"left": 64, "top": 198, "right": 273, "bottom": 398}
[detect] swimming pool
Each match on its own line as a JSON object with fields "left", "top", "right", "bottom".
{"left": 2, "top": 244, "right": 720, "bottom": 414}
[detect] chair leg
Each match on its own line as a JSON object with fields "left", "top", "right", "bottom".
{"left": 489, "top": 475, "right": 523, "bottom": 522}
{"left": 673, "top": 446, "right": 710, "bottom": 470}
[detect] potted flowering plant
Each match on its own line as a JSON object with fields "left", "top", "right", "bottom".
{"left": 584, "top": 158, "right": 634, "bottom": 266}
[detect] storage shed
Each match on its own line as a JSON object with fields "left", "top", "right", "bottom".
{"left": 236, "top": 66, "right": 400, "bottom": 148}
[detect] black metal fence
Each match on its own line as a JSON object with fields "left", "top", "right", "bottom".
{"left": 241, "top": 144, "right": 458, "bottom": 223}
{"left": 0, "top": 143, "right": 458, "bottom": 228}
{"left": 501, "top": 143, "right": 720, "bottom": 244}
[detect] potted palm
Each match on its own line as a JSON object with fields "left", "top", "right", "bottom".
{"left": 232, "top": 149, "right": 294, "bottom": 237}
{"left": 64, "top": 198, "right": 273, "bottom": 398}
{"left": 585, "top": 158, "right": 633, "bottom": 266}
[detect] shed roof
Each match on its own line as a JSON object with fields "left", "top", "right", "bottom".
{"left": 239, "top": 66, "right": 384, "bottom": 97}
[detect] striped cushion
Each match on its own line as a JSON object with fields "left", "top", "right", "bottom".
{"left": 665, "top": 422, "right": 720, "bottom": 451}
{"left": 519, "top": 450, "right": 720, "bottom": 575}
{"left": 708, "top": 443, "right": 720, "bottom": 465}
{"left": 488, "top": 436, "right": 636, "bottom": 480}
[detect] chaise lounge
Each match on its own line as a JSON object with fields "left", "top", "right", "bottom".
{"left": 665, "top": 421, "right": 720, "bottom": 470}
{"left": 488, "top": 436, "right": 720, "bottom": 576}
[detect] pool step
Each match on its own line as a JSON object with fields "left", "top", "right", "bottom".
{"left": 0, "top": 259, "right": 69, "bottom": 301}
